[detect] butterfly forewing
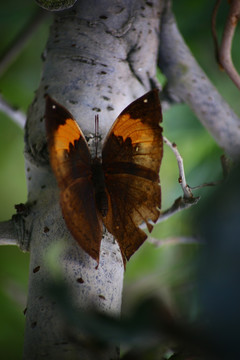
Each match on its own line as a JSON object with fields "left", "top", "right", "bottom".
{"left": 102, "top": 90, "right": 162, "bottom": 173}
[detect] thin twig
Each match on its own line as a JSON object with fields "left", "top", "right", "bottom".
{"left": 212, "top": 0, "right": 240, "bottom": 90}
{"left": 151, "top": 136, "right": 199, "bottom": 225}
{"left": 163, "top": 136, "right": 193, "bottom": 199}
{"left": 219, "top": 0, "right": 240, "bottom": 90}
{"left": 0, "top": 8, "right": 48, "bottom": 76}
{"left": 190, "top": 181, "right": 218, "bottom": 190}
{"left": 211, "top": 0, "right": 222, "bottom": 66}
{"left": 0, "top": 94, "right": 26, "bottom": 128}
{"left": 0, "top": 220, "right": 19, "bottom": 246}
{"left": 148, "top": 236, "right": 203, "bottom": 248}
{"left": 158, "top": 137, "right": 226, "bottom": 225}
{"left": 189, "top": 154, "right": 230, "bottom": 190}
{"left": 156, "top": 196, "right": 200, "bottom": 225}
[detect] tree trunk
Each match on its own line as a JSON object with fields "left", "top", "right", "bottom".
{"left": 23, "top": 0, "right": 163, "bottom": 358}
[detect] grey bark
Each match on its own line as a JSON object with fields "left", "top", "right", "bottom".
{"left": 22, "top": 0, "right": 163, "bottom": 359}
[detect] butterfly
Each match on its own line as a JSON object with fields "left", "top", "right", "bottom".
{"left": 45, "top": 89, "right": 163, "bottom": 265}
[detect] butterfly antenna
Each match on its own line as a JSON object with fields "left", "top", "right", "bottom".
{"left": 95, "top": 114, "right": 99, "bottom": 158}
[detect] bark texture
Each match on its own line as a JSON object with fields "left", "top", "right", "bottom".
{"left": 23, "top": 0, "right": 163, "bottom": 359}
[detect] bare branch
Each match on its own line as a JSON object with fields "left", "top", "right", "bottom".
{"left": 163, "top": 136, "right": 193, "bottom": 199}
{"left": 158, "top": 137, "right": 228, "bottom": 224}
{"left": 211, "top": 0, "right": 222, "bottom": 66}
{"left": 150, "top": 136, "right": 200, "bottom": 225}
{"left": 0, "top": 9, "right": 48, "bottom": 77}
{"left": 160, "top": 136, "right": 226, "bottom": 223}
{"left": 36, "top": 0, "right": 77, "bottom": 11}
{"left": 218, "top": 0, "right": 240, "bottom": 90}
{"left": 159, "top": 84, "right": 183, "bottom": 111}
{"left": 0, "top": 94, "right": 26, "bottom": 128}
{"left": 189, "top": 154, "right": 231, "bottom": 190}
{"left": 157, "top": 196, "right": 200, "bottom": 225}
{"left": 190, "top": 182, "right": 218, "bottom": 190}
{"left": 148, "top": 236, "right": 203, "bottom": 247}
{"left": 0, "top": 220, "right": 19, "bottom": 246}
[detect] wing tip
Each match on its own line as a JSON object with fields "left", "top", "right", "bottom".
{"left": 45, "top": 95, "right": 75, "bottom": 135}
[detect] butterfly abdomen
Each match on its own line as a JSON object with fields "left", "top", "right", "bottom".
{"left": 91, "top": 158, "right": 108, "bottom": 217}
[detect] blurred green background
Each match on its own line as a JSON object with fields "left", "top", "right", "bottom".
{"left": 0, "top": 0, "right": 239, "bottom": 358}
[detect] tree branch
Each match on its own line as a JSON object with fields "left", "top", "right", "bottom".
{"left": 0, "top": 9, "right": 47, "bottom": 77}
{"left": 157, "top": 196, "right": 200, "bottom": 225}
{"left": 148, "top": 236, "right": 203, "bottom": 247}
{"left": 36, "top": 0, "right": 78, "bottom": 11}
{"left": 0, "top": 220, "right": 19, "bottom": 246}
{"left": 159, "top": 0, "right": 240, "bottom": 160}
{"left": 0, "top": 94, "right": 26, "bottom": 128}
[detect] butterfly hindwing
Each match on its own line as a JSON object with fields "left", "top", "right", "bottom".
{"left": 103, "top": 173, "right": 161, "bottom": 262}
{"left": 102, "top": 90, "right": 163, "bottom": 263}
{"left": 60, "top": 178, "right": 102, "bottom": 262}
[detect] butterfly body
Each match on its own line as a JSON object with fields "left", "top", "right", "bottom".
{"left": 90, "top": 157, "right": 108, "bottom": 217}
{"left": 45, "top": 90, "right": 163, "bottom": 264}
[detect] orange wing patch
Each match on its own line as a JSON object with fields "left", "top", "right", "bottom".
{"left": 53, "top": 118, "right": 81, "bottom": 152}
{"left": 103, "top": 90, "right": 162, "bottom": 173}
{"left": 45, "top": 96, "right": 91, "bottom": 189}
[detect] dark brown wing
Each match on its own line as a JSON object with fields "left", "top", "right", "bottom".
{"left": 60, "top": 178, "right": 102, "bottom": 262}
{"left": 102, "top": 89, "right": 163, "bottom": 263}
{"left": 45, "top": 96, "right": 102, "bottom": 262}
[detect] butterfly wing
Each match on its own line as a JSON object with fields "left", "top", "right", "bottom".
{"left": 102, "top": 89, "right": 163, "bottom": 263}
{"left": 45, "top": 96, "right": 102, "bottom": 262}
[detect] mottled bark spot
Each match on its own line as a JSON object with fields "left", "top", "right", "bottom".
{"left": 33, "top": 266, "right": 40, "bottom": 273}
{"left": 31, "top": 321, "right": 37, "bottom": 328}
{"left": 102, "top": 96, "right": 110, "bottom": 101}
